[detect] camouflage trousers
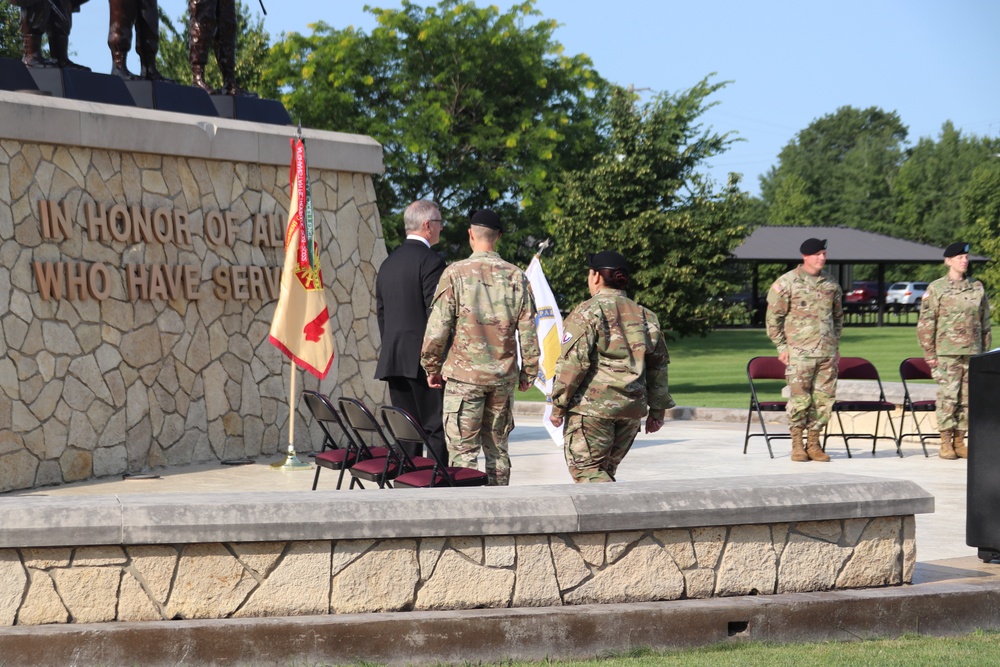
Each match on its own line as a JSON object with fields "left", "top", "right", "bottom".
{"left": 443, "top": 379, "right": 515, "bottom": 486}
{"left": 785, "top": 356, "right": 837, "bottom": 430}
{"left": 932, "top": 355, "right": 970, "bottom": 432}
{"left": 563, "top": 413, "right": 641, "bottom": 483}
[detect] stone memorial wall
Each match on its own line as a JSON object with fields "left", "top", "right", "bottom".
{"left": 0, "top": 92, "right": 387, "bottom": 491}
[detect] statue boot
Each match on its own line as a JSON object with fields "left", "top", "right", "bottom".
{"left": 953, "top": 430, "right": 968, "bottom": 459}
{"left": 221, "top": 78, "right": 258, "bottom": 97}
{"left": 191, "top": 65, "right": 214, "bottom": 93}
{"left": 938, "top": 430, "right": 957, "bottom": 460}
{"left": 217, "top": 40, "right": 257, "bottom": 97}
{"left": 806, "top": 429, "right": 830, "bottom": 462}
{"left": 21, "top": 31, "right": 55, "bottom": 68}
{"left": 110, "top": 50, "right": 139, "bottom": 80}
{"left": 49, "top": 34, "right": 91, "bottom": 71}
{"left": 790, "top": 426, "right": 809, "bottom": 462}
{"left": 139, "top": 56, "right": 173, "bottom": 83}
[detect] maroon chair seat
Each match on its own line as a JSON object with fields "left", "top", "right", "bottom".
{"left": 394, "top": 466, "right": 489, "bottom": 488}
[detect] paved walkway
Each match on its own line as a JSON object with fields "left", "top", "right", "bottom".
{"left": 12, "top": 405, "right": 970, "bottom": 565}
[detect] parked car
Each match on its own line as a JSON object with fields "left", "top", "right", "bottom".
{"left": 845, "top": 281, "right": 881, "bottom": 311}
{"left": 886, "top": 282, "right": 929, "bottom": 311}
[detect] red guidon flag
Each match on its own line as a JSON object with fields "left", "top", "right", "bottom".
{"left": 268, "top": 136, "right": 335, "bottom": 379}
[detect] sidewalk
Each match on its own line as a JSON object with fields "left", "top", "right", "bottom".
{"left": 13, "top": 404, "right": 970, "bottom": 565}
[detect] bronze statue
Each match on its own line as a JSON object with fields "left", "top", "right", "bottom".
{"left": 189, "top": 0, "right": 255, "bottom": 96}
{"left": 12, "top": 0, "right": 90, "bottom": 70}
{"left": 108, "top": 0, "right": 169, "bottom": 80}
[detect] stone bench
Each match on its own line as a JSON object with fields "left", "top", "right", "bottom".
{"left": 0, "top": 474, "right": 933, "bottom": 625}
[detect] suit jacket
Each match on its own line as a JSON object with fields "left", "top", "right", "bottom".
{"left": 375, "top": 239, "right": 446, "bottom": 380}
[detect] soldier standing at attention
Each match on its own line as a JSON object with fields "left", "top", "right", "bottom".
{"left": 548, "top": 251, "right": 674, "bottom": 483}
{"left": 420, "top": 209, "right": 539, "bottom": 486}
{"left": 917, "top": 241, "right": 991, "bottom": 460}
{"left": 766, "top": 238, "right": 844, "bottom": 463}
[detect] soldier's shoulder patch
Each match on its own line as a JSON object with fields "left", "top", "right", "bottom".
{"left": 562, "top": 331, "right": 573, "bottom": 344}
{"left": 771, "top": 282, "right": 787, "bottom": 295}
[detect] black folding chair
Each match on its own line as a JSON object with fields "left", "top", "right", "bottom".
{"left": 380, "top": 406, "right": 488, "bottom": 488}
{"left": 744, "top": 356, "right": 790, "bottom": 458}
{"left": 337, "top": 397, "right": 434, "bottom": 489}
{"left": 303, "top": 390, "right": 373, "bottom": 490}
{"left": 897, "top": 357, "right": 936, "bottom": 457}
{"left": 825, "top": 357, "right": 900, "bottom": 458}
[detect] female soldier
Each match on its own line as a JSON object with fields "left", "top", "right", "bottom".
{"left": 917, "top": 241, "right": 991, "bottom": 459}
{"left": 548, "top": 251, "right": 675, "bottom": 482}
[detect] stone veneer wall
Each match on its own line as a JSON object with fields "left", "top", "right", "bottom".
{"left": 0, "top": 92, "right": 387, "bottom": 491}
{"left": 0, "top": 518, "right": 915, "bottom": 626}
{"left": 0, "top": 475, "right": 934, "bottom": 626}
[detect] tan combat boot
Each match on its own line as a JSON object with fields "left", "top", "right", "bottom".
{"left": 938, "top": 430, "right": 957, "bottom": 460}
{"left": 953, "top": 430, "right": 968, "bottom": 459}
{"left": 806, "top": 430, "right": 830, "bottom": 462}
{"left": 790, "top": 427, "right": 809, "bottom": 462}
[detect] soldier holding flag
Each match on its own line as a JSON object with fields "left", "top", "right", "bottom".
{"left": 549, "top": 250, "right": 674, "bottom": 483}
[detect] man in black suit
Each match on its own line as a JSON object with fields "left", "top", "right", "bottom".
{"left": 375, "top": 200, "right": 447, "bottom": 460}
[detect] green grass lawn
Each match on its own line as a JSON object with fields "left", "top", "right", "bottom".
{"left": 493, "top": 631, "right": 1000, "bottom": 667}
{"left": 516, "top": 326, "right": 925, "bottom": 409}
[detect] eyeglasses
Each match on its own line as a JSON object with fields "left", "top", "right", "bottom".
{"left": 427, "top": 218, "right": 443, "bottom": 225}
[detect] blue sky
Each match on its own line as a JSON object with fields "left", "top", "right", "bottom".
{"left": 68, "top": 0, "right": 1000, "bottom": 197}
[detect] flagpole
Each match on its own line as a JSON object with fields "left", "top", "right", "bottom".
{"left": 271, "top": 361, "right": 311, "bottom": 470}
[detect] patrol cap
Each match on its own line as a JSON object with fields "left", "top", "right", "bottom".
{"left": 799, "top": 238, "right": 827, "bottom": 255}
{"left": 587, "top": 250, "right": 630, "bottom": 274}
{"left": 470, "top": 209, "right": 503, "bottom": 232}
{"left": 944, "top": 241, "right": 971, "bottom": 258}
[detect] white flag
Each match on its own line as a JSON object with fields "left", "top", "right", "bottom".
{"left": 525, "top": 256, "right": 565, "bottom": 447}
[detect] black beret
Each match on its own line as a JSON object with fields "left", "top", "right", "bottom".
{"left": 587, "top": 250, "right": 630, "bottom": 274}
{"left": 470, "top": 209, "right": 503, "bottom": 232}
{"left": 800, "top": 238, "right": 827, "bottom": 255}
{"left": 944, "top": 241, "right": 970, "bottom": 258}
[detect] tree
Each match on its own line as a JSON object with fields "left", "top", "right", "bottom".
{"left": 894, "top": 122, "right": 1000, "bottom": 247}
{"left": 760, "top": 106, "right": 907, "bottom": 235}
{"left": 157, "top": 2, "right": 271, "bottom": 93}
{"left": 264, "top": 0, "right": 607, "bottom": 260}
{"left": 1, "top": 3, "right": 21, "bottom": 60}
{"left": 766, "top": 173, "right": 815, "bottom": 227}
{"left": 545, "top": 83, "right": 749, "bottom": 337}
{"left": 964, "top": 160, "right": 1000, "bottom": 300}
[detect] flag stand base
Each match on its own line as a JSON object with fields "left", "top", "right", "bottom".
{"left": 271, "top": 449, "right": 312, "bottom": 471}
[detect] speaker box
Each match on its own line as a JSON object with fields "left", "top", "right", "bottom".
{"left": 125, "top": 79, "right": 219, "bottom": 116}
{"left": 30, "top": 68, "right": 135, "bottom": 107}
{"left": 0, "top": 57, "right": 42, "bottom": 93}
{"left": 212, "top": 95, "right": 293, "bottom": 125}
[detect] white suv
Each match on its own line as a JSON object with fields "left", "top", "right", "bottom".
{"left": 886, "top": 282, "right": 929, "bottom": 310}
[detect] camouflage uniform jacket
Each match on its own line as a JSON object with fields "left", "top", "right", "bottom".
{"left": 550, "top": 288, "right": 675, "bottom": 421}
{"left": 917, "top": 275, "right": 991, "bottom": 359}
{"left": 766, "top": 266, "right": 844, "bottom": 358}
{"left": 421, "top": 251, "right": 539, "bottom": 386}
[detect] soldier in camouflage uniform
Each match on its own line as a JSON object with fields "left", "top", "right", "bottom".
{"left": 420, "top": 209, "right": 539, "bottom": 485}
{"left": 766, "top": 238, "right": 844, "bottom": 462}
{"left": 917, "top": 241, "right": 991, "bottom": 460}
{"left": 549, "top": 251, "right": 674, "bottom": 483}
